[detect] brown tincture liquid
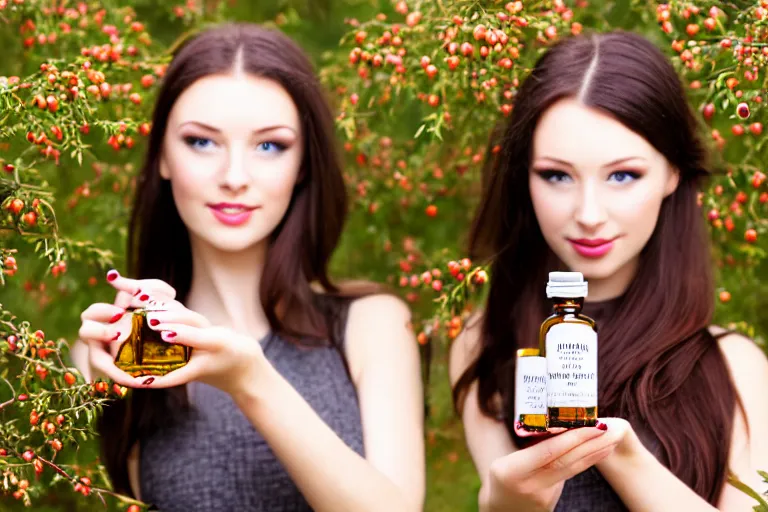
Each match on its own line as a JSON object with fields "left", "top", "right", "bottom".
{"left": 539, "top": 296, "right": 598, "bottom": 428}
{"left": 114, "top": 308, "right": 190, "bottom": 377}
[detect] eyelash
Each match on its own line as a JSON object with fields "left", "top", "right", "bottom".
{"left": 536, "top": 169, "right": 642, "bottom": 184}
{"left": 182, "top": 136, "right": 288, "bottom": 153}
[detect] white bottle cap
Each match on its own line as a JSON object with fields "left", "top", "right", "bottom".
{"left": 546, "top": 271, "right": 588, "bottom": 298}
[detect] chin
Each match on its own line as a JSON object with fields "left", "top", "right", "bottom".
{"left": 192, "top": 230, "right": 267, "bottom": 253}
{"left": 560, "top": 255, "right": 625, "bottom": 282}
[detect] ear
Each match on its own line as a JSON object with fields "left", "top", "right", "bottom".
{"left": 664, "top": 165, "right": 680, "bottom": 198}
{"left": 159, "top": 155, "right": 171, "bottom": 180}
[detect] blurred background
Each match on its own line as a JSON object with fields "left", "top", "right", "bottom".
{"left": 1, "top": 0, "right": 767, "bottom": 510}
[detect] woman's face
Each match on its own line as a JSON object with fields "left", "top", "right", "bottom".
{"left": 160, "top": 73, "right": 303, "bottom": 253}
{"left": 528, "top": 98, "right": 679, "bottom": 298}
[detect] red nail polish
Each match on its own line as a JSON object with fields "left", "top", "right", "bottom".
{"left": 142, "top": 377, "right": 155, "bottom": 386}
{"left": 149, "top": 318, "right": 159, "bottom": 326}
{"left": 109, "top": 312, "right": 124, "bottom": 323}
{"left": 139, "top": 294, "right": 149, "bottom": 301}
{"left": 111, "top": 332, "right": 121, "bottom": 341}
{"left": 164, "top": 331, "right": 177, "bottom": 339}
{"left": 596, "top": 421, "right": 608, "bottom": 431}
{"left": 133, "top": 288, "right": 141, "bottom": 296}
{"left": 106, "top": 270, "right": 118, "bottom": 282}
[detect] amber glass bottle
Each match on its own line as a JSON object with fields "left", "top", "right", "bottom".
{"left": 514, "top": 348, "right": 548, "bottom": 432}
{"left": 114, "top": 308, "right": 190, "bottom": 377}
{"left": 539, "top": 272, "right": 598, "bottom": 428}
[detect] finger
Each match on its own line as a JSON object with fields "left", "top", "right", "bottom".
{"left": 139, "top": 357, "right": 205, "bottom": 389}
{"left": 79, "top": 319, "right": 123, "bottom": 343}
{"left": 81, "top": 303, "right": 127, "bottom": 324}
{"left": 145, "top": 308, "right": 209, "bottom": 330}
{"left": 508, "top": 425, "right": 608, "bottom": 476}
{"left": 105, "top": 269, "right": 176, "bottom": 301}
{"left": 539, "top": 436, "right": 618, "bottom": 487}
{"left": 87, "top": 340, "right": 148, "bottom": 388}
{"left": 152, "top": 323, "right": 218, "bottom": 350}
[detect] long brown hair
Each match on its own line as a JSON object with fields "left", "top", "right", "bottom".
{"left": 453, "top": 30, "right": 737, "bottom": 504}
{"left": 98, "top": 22, "right": 377, "bottom": 496}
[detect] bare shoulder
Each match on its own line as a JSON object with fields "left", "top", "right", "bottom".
{"left": 344, "top": 292, "right": 417, "bottom": 383}
{"left": 710, "top": 325, "right": 768, "bottom": 382}
{"left": 448, "top": 310, "right": 484, "bottom": 388}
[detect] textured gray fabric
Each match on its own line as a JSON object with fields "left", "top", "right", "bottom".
{"left": 138, "top": 331, "right": 364, "bottom": 512}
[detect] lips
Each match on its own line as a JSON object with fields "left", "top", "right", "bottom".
{"left": 207, "top": 202, "right": 259, "bottom": 226}
{"left": 567, "top": 237, "right": 618, "bottom": 259}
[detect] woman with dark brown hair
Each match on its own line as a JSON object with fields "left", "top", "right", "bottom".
{"left": 70, "top": 23, "right": 424, "bottom": 512}
{"left": 450, "top": 30, "right": 768, "bottom": 511}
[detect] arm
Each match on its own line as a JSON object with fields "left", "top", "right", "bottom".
{"left": 448, "top": 314, "right": 517, "bottom": 497}
{"left": 595, "top": 331, "right": 768, "bottom": 511}
{"left": 233, "top": 293, "right": 424, "bottom": 512}
{"left": 449, "top": 316, "right": 619, "bottom": 512}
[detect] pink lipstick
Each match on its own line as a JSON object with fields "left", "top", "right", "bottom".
{"left": 207, "top": 202, "right": 258, "bottom": 226}
{"left": 568, "top": 237, "right": 617, "bottom": 258}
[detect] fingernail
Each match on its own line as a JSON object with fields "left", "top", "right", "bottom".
{"left": 514, "top": 420, "right": 523, "bottom": 430}
{"left": 109, "top": 312, "right": 124, "bottom": 323}
{"left": 139, "top": 294, "right": 149, "bottom": 301}
{"left": 149, "top": 318, "right": 159, "bottom": 326}
{"left": 596, "top": 421, "right": 608, "bottom": 431}
{"left": 133, "top": 288, "right": 141, "bottom": 296}
{"left": 162, "top": 331, "right": 177, "bottom": 341}
{"left": 142, "top": 377, "right": 154, "bottom": 386}
{"left": 111, "top": 332, "right": 121, "bottom": 341}
{"left": 106, "top": 270, "right": 119, "bottom": 282}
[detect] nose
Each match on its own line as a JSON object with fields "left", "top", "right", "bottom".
{"left": 573, "top": 179, "right": 607, "bottom": 230}
{"left": 220, "top": 148, "right": 250, "bottom": 194}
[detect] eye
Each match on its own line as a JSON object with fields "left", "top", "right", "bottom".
{"left": 183, "top": 136, "right": 216, "bottom": 152}
{"left": 608, "top": 170, "right": 640, "bottom": 184}
{"left": 256, "top": 141, "right": 287, "bottom": 153}
{"left": 536, "top": 169, "right": 573, "bottom": 184}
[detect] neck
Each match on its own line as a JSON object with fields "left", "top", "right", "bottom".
{"left": 583, "top": 256, "right": 638, "bottom": 303}
{"left": 185, "top": 236, "right": 270, "bottom": 337}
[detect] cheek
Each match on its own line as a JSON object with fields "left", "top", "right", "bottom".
{"left": 608, "top": 184, "right": 666, "bottom": 238}
{"left": 530, "top": 179, "right": 571, "bottom": 233}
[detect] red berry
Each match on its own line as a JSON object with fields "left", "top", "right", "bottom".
{"left": 702, "top": 103, "right": 715, "bottom": 120}
{"left": 127, "top": 506, "right": 141, "bottom": 512}
{"left": 22, "top": 211, "right": 37, "bottom": 226}
{"left": 64, "top": 372, "right": 76, "bottom": 386}
{"left": 425, "top": 64, "right": 438, "bottom": 79}
{"left": 431, "top": 280, "right": 443, "bottom": 292}
{"left": 736, "top": 191, "right": 748, "bottom": 204}
{"left": 737, "top": 102, "right": 750, "bottom": 119}
{"left": 750, "top": 122, "right": 763, "bottom": 135}
{"left": 703, "top": 17, "right": 716, "bottom": 31}
{"left": 22, "top": 450, "right": 34, "bottom": 462}
{"left": 425, "top": 204, "right": 437, "bottom": 217}
{"left": 51, "top": 439, "right": 62, "bottom": 451}
{"left": 0, "top": 449, "right": 6, "bottom": 456}
{"left": 732, "top": 124, "right": 744, "bottom": 136}
{"left": 427, "top": 94, "right": 439, "bottom": 107}
{"left": 745, "top": 228, "right": 758, "bottom": 243}
{"left": 8, "top": 198, "right": 23, "bottom": 215}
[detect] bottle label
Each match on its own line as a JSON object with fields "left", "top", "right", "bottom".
{"left": 514, "top": 355, "right": 547, "bottom": 418}
{"left": 545, "top": 322, "right": 597, "bottom": 408}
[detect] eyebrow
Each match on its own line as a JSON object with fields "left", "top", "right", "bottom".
{"left": 177, "top": 120, "right": 298, "bottom": 136}
{"left": 534, "top": 156, "right": 647, "bottom": 168}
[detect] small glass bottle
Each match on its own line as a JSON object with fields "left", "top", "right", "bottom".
{"left": 514, "top": 348, "right": 548, "bottom": 432}
{"left": 539, "top": 271, "right": 598, "bottom": 428}
{"left": 114, "top": 308, "right": 191, "bottom": 377}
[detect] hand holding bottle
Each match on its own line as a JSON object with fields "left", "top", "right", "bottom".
{"left": 77, "top": 270, "right": 180, "bottom": 385}
{"left": 482, "top": 420, "right": 629, "bottom": 512}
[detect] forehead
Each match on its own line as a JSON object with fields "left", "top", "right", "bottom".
{"left": 169, "top": 73, "right": 300, "bottom": 131}
{"left": 532, "top": 98, "right": 660, "bottom": 165}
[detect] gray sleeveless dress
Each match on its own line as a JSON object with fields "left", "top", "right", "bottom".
{"left": 138, "top": 330, "right": 364, "bottom": 512}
